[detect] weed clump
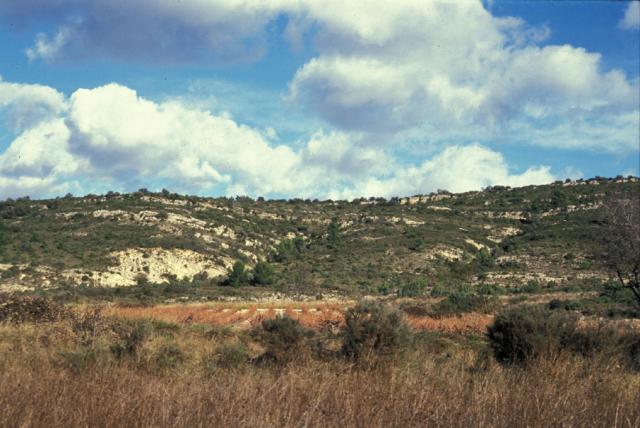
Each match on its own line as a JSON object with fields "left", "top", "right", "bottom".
{"left": 253, "top": 315, "right": 313, "bottom": 365}
{"left": 147, "top": 341, "right": 188, "bottom": 373}
{"left": 430, "top": 284, "right": 497, "bottom": 315}
{"left": 398, "top": 279, "right": 427, "bottom": 297}
{"left": 110, "top": 319, "right": 154, "bottom": 360}
{"left": 341, "top": 300, "right": 412, "bottom": 362}
{"left": 206, "top": 342, "right": 249, "bottom": 371}
{"left": 487, "top": 306, "right": 577, "bottom": 364}
{"left": 0, "top": 295, "right": 68, "bottom": 323}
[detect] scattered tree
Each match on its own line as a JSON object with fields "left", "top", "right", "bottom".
{"left": 252, "top": 260, "right": 274, "bottom": 286}
{"left": 225, "top": 261, "right": 249, "bottom": 287}
{"left": 327, "top": 218, "right": 341, "bottom": 248}
{"left": 272, "top": 237, "right": 305, "bottom": 262}
{"left": 595, "top": 189, "right": 640, "bottom": 306}
{"left": 0, "top": 221, "right": 5, "bottom": 252}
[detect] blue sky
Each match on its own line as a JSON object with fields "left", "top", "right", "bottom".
{"left": 0, "top": 0, "right": 638, "bottom": 200}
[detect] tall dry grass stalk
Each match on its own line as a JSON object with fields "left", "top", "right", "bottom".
{"left": 0, "top": 318, "right": 639, "bottom": 428}
{"left": 0, "top": 354, "right": 638, "bottom": 427}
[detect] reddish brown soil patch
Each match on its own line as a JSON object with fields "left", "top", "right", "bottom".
{"left": 406, "top": 313, "right": 494, "bottom": 334}
{"left": 106, "top": 303, "right": 493, "bottom": 334}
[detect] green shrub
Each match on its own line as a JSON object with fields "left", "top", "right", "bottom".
{"left": 431, "top": 284, "right": 497, "bottom": 315}
{"left": 212, "top": 342, "right": 249, "bottom": 369}
{"left": 430, "top": 283, "right": 451, "bottom": 297}
{"left": 252, "top": 261, "right": 274, "bottom": 285}
{"left": 0, "top": 222, "right": 5, "bottom": 252}
{"left": 487, "top": 306, "right": 577, "bottom": 364}
{"left": 341, "top": 300, "right": 412, "bottom": 361}
{"left": 562, "top": 323, "right": 639, "bottom": 369}
{"left": 517, "top": 280, "right": 542, "bottom": 294}
{"left": 548, "top": 299, "right": 580, "bottom": 311}
{"left": 272, "top": 237, "right": 305, "bottom": 262}
{"left": 476, "top": 249, "right": 495, "bottom": 269}
{"left": 70, "top": 307, "right": 107, "bottom": 347}
{"left": 327, "top": 218, "right": 341, "bottom": 248}
{"left": 253, "top": 315, "right": 312, "bottom": 365}
{"left": 599, "top": 280, "right": 635, "bottom": 304}
{"left": 224, "top": 261, "right": 249, "bottom": 287}
{"left": 58, "top": 345, "right": 110, "bottom": 373}
{"left": 398, "top": 279, "right": 427, "bottom": 297}
{"left": 629, "top": 336, "right": 640, "bottom": 371}
{"left": 110, "top": 319, "right": 154, "bottom": 359}
{"left": 476, "top": 283, "right": 505, "bottom": 296}
{"left": 149, "top": 341, "right": 187, "bottom": 372}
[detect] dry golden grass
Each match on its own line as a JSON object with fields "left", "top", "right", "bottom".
{"left": 1, "top": 307, "right": 639, "bottom": 427}
{"left": 105, "top": 302, "right": 349, "bottom": 330}
{"left": 0, "top": 348, "right": 638, "bottom": 427}
{"left": 406, "top": 312, "right": 494, "bottom": 334}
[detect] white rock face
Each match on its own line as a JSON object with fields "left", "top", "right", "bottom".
{"left": 63, "top": 248, "right": 230, "bottom": 287}
{"left": 465, "top": 238, "right": 486, "bottom": 250}
{"left": 487, "top": 227, "right": 521, "bottom": 243}
{"left": 425, "top": 245, "right": 464, "bottom": 261}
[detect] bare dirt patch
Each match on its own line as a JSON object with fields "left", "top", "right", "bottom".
{"left": 106, "top": 302, "right": 494, "bottom": 334}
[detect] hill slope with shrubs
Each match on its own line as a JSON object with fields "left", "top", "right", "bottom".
{"left": 0, "top": 176, "right": 637, "bottom": 300}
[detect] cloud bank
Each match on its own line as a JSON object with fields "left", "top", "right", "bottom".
{"left": 0, "top": 80, "right": 554, "bottom": 199}
{"left": 0, "top": 1, "right": 637, "bottom": 198}
{"left": 3, "top": 0, "right": 636, "bottom": 153}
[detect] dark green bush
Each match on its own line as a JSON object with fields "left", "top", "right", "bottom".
{"left": 58, "top": 346, "right": 110, "bottom": 373}
{"left": 599, "top": 280, "right": 635, "bottom": 304}
{"left": 487, "top": 306, "right": 577, "bottom": 364}
{"left": 548, "top": 299, "right": 580, "bottom": 311}
{"left": 476, "top": 249, "right": 495, "bottom": 269}
{"left": 341, "top": 300, "right": 412, "bottom": 361}
{"left": 272, "top": 237, "right": 305, "bottom": 263}
{"left": 327, "top": 218, "right": 341, "bottom": 248}
{"left": 150, "top": 341, "right": 187, "bottom": 372}
{"left": 252, "top": 261, "right": 274, "bottom": 285}
{"left": 70, "top": 307, "right": 107, "bottom": 347}
{"left": 565, "top": 324, "right": 640, "bottom": 369}
{"left": 516, "top": 280, "right": 542, "bottom": 294}
{"left": 224, "top": 261, "right": 249, "bottom": 287}
{"left": 431, "top": 285, "right": 497, "bottom": 315}
{"left": 430, "top": 283, "right": 451, "bottom": 297}
{"left": 253, "top": 315, "right": 312, "bottom": 365}
{"left": 398, "top": 279, "right": 427, "bottom": 297}
{"left": 476, "top": 283, "right": 505, "bottom": 296}
{"left": 629, "top": 336, "right": 640, "bottom": 371}
{"left": 212, "top": 342, "right": 249, "bottom": 369}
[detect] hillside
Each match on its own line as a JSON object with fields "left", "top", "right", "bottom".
{"left": 0, "top": 176, "right": 637, "bottom": 301}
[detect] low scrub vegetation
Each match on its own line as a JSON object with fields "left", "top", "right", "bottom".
{"left": 341, "top": 300, "right": 413, "bottom": 361}
{"left": 488, "top": 305, "right": 640, "bottom": 369}
{"left": 0, "top": 294, "right": 68, "bottom": 323}
{"left": 0, "top": 297, "right": 639, "bottom": 427}
{"left": 253, "top": 315, "right": 314, "bottom": 365}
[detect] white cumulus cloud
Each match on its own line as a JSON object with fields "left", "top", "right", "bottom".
{"left": 0, "top": 78, "right": 67, "bottom": 131}
{"left": 328, "top": 144, "right": 554, "bottom": 200}
{"left": 0, "top": 80, "right": 558, "bottom": 199}
{"left": 620, "top": 2, "right": 640, "bottom": 30}
{"left": 288, "top": 1, "right": 639, "bottom": 152}
{"left": 3, "top": 0, "right": 637, "bottom": 154}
